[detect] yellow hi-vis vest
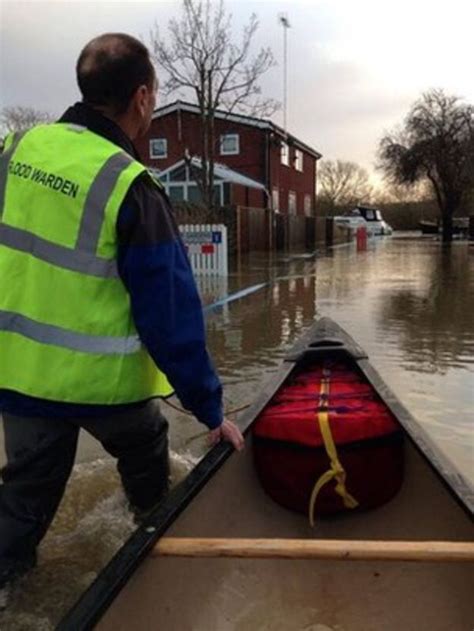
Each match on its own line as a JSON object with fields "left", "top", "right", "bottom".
{"left": 0, "top": 123, "right": 173, "bottom": 404}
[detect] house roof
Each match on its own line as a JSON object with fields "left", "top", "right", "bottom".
{"left": 153, "top": 157, "right": 267, "bottom": 191}
{"left": 152, "top": 100, "right": 322, "bottom": 160}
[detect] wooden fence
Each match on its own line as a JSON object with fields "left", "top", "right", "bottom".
{"left": 173, "top": 203, "right": 349, "bottom": 255}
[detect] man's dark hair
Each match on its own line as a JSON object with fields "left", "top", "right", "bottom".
{"left": 77, "top": 33, "right": 155, "bottom": 115}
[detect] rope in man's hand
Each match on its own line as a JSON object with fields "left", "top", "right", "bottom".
{"left": 163, "top": 398, "right": 247, "bottom": 451}
{"left": 163, "top": 398, "right": 250, "bottom": 416}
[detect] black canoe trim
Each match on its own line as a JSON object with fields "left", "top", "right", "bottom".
{"left": 56, "top": 317, "right": 473, "bottom": 631}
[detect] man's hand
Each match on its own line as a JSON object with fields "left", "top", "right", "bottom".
{"left": 208, "top": 418, "right": 244, "bottom": 451}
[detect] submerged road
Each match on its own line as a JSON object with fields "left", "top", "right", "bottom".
{"left": 1, "top": 234, "right": 473, "bottom": 629}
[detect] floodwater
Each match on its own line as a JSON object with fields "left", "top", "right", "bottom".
{"left": 0, "top": 234, "right": 473, "bottom": 629}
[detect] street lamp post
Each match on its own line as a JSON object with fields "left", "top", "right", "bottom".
{"left": 278, "top": 13, "right": 291, "bottom": 133}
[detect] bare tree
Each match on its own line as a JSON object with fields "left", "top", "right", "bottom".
{"left": 1, "top": 106, "right": 54, "bottom": 135}
{"left": 380, "top": 180, "right": 431, "bottom": 204}
{"left": 317, "top": 159, "right": 373, "bottom": 215}
{"left": 378, "top": 89, "right": 474, "bottom": 241}
{"left": 149, "top": 0, "right": 277, "bottom": 208}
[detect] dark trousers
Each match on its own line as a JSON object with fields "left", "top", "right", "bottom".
{"left": 0, "top": 401, "right": 169, "bottom": 585}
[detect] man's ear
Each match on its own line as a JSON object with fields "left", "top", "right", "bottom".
{"left": 133, "top": 84, "right": 149, "bottom": 117}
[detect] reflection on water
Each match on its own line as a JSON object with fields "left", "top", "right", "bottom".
{"left": 378, "top": 245, "right": 474, "bottom": 372}
{"left": 1, "top": 235, "right": 473, "bottom": 628}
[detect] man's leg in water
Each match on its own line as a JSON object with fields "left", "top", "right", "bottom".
{"left": 0, "top": 415, "right": 79, "bottom": 590}
{"left": 80, "top": 401, "right": 169, "bottom": 520}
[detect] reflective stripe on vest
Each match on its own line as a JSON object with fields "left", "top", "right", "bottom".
{"left": 0, "top": 310, "right": 140, "bottom": 354}
{"left": 76, "top": 151, "right": 134, "bottom": 252}
{"left": 0, "top": 223, "right": 118, "bottom": 278}
{"left": 0, "top": 123, "right": 173, "bottom": 404}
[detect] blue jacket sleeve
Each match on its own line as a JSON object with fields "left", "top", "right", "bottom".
{"left": 116, "top": 177, "right": 223, "bottom": 429}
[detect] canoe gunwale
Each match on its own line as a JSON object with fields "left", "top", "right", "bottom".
{"left": 56, "top": 316, "right": 474, "bottom": 631}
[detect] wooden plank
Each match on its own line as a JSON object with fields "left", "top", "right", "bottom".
{"left": 154, "top": 537, "right": 474, "bottom": 563}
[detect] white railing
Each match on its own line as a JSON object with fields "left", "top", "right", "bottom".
{"left": 179, "top": 224, "right": 228, "bottom": 276}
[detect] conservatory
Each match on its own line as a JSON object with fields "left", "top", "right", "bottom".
{"left": 151, "top": 157, "right": 267, "bottom": 207}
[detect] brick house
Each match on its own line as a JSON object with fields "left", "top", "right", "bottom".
{"left": 135, "top": 100, "right": 322, "bottom": 216}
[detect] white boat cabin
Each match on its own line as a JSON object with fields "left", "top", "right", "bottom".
{"left": 334, "top": 205, "right": 393, "bottom": 236}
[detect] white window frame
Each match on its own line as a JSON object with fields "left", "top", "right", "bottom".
{"left": 220, "top": 134, "right": 239, "bottom": 155}
{"left": 272, "top": 187, "right": 279, "bottom": 211}
{"left": 164, "top": 180, "right": 224, "bottom": 206}
{"left": 294, "top": 149, "right": 303, "bottom": 172}
{"left": 281, "top": 141, "right": 289, "bottom": 166}
{"left": 304, "top": 194, "right": 312, "bottom": 216}
{"left": 288, "top": 190, "right": 297, "bottom": 215}
{"left": 149, "top": 138, "right": 167, "bottom": 159}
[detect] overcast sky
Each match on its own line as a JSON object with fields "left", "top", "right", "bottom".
{"left": 1, "top": 0, "right": 473, "bottom": 182}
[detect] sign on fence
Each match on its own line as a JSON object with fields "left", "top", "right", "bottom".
{"left": 179, "top": 224, "right": 228, "bottom": 276}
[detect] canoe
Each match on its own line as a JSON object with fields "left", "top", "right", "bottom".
{"left": 58, "top": 317, "right": 474, "bottom": 631}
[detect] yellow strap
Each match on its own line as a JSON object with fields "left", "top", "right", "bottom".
{"left": 309, "top": 373, "right": 358, "bottom": 527}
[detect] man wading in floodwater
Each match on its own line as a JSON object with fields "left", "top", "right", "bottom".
{"left": 0, "top": 32, "right": 244, "bottom": 606}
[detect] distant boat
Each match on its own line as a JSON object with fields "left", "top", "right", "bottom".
{"left": 419, "top": 219, "right": 439, "bottom": 234}
{"left": 419, "top": 218, "right": 469, "bottom": 236}
{"left": 334, "top": 205, "right": 393, "bottom": 236}
{"left": 453, "top": 217, "right": 469, "bottom": 236}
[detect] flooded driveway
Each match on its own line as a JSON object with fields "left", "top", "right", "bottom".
{"left": 1, "top": 234, "right": 473, "bottom": 629}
